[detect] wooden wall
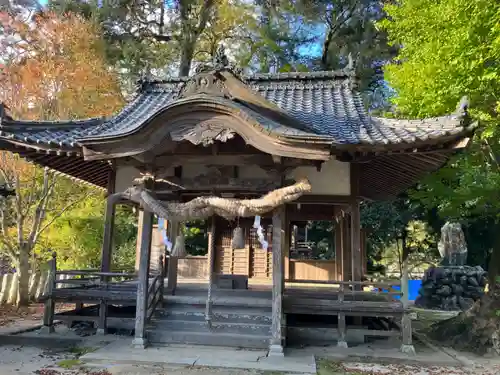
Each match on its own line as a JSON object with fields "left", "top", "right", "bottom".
{"left": 289, "top": 259, "right": 337, "bottom": 281}
{"left": 178, "top": 256, "right": 209, "bottom": 279}
{"left": 215, "top": 218, "right": 273, "bottom": 280}
{"left": 133, "top": 215, "right": 368, "bottom": 282}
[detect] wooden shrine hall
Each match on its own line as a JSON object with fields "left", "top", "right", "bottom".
{"left": 0, "top": 53, "right": 475, "bottom": 355}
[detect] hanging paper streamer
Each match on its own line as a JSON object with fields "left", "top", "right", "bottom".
{"left": 158, "top": 218, "right": 172, "bottom": 251}
{"left": 253, "top": 216, "right": 268, "bottom": 250}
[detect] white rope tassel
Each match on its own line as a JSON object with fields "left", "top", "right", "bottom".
{"left": 232, "top": 225, "right": 245, "bottom": 249}
{"left": 171, "top": 224, "right": 187, "bottom": 258}
{"left": 253, "top": 215, "right": 268, "bottom": 250}
{"left": 205, "top": 216, "right": 216, "bottom": 329}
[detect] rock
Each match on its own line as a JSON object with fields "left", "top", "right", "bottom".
{"left": 458, "top": 297, "right": 474, "bottom": 310}
{"left": 460, "top": 275, "right": 468, "bottom": 286}
{"left": 436, "top": 285, "right": 452, "bottom": 296}
{"left": 468, "top": 277, "right": 479, "bottom": 287}
{"left": 479, "top": 276, "right": 488, "bottom": 287}
{"left": 451, "top": 284, "right": 463, "bottom": 296}
{"left": 415, "top": 265, "right": 487, "bottom": 311}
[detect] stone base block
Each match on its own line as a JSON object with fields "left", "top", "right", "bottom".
{"left": 401, "top": 344, "right": 416, "bottom": 356}
{"left": 132, "top": 337, "right": 149, "bottom": 349}
{"left": 39, "top": 325, "right": 55, "bottom": 334}
{"left": 268, "top": 344, "right": 284, "bottom": 357}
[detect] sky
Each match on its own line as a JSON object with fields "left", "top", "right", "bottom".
{"left": 34, "top": 0, "right": 324, "bottom": 68}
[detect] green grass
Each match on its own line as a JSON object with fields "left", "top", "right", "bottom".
{"left": 316, "top": 359, "right": 366, "bottom": 375}
{"left": 57, "top": 359, "right": 83, "bottom": 369}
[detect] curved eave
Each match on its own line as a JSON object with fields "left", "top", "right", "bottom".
{"left": 76, "top": 95, "right": 330, "bottom": 144}
{"left": 77, "top": 96, "right": 334, "bottom": 162}
{"left": 331, "top": 117, "right": 477, "bottom": 155}
{"left": 0, "top": 133, "right": 82, "bottom": 156}
{"left": 0, "top": 141, "right": 110, "bottom": 189}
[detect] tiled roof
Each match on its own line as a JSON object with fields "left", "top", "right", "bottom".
{"left": 0, "top": 70, "right": 472, "bottom": 150}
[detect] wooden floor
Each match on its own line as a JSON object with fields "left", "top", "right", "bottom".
{"left": 50, "top": 278, "right": 403, "bottom": 322}
{"left": 172, "top": 281, "right": 404, "bottom": 317}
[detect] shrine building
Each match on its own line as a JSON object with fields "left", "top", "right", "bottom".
{"left": 0, "top": 57, "right": 475, "bottom": 355}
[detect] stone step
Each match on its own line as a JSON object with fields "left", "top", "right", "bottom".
{"left": 156, "top": 305, "right": 272, "bottom": 324}
{"left": 153, "top": 319, "right": 271, "bottom": 335}
{"left": 148, "top": 329, "right": 270, "bottom": 349}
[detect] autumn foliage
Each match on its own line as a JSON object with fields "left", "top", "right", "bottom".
{"left": 0, "top": 11, "right": 124, "bottom": 120}
{"left": 0, "top": 11, "right": 125, "bottom": 306}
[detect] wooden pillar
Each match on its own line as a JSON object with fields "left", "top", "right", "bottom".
{"left": 400, "top": 239, "right": 415, "bottom": 355}
{"left": 100, "top": 167, "right": 116, "bottom": 273}
{"left": 342, "top": 215, "right": 351, "bottom": 281}
{"left": 135, "top": 210, "right": 144, "bottom": 272}
{"left": 335, "top": 218, "right": 343, "bottom": 281}
{"left": 337, "top": 281, "right": 348, "bottom": 348}
{"left": 98, "top": 167, "right": 116, "bottom": 335}
{"left": 269, "top": 205, "right": 285, "bottom": 357}
{"left": 41, "top": 252, "right": 57, "bottom": 334}
{"left": 166, "top": 220, "right": 179, "bottom": 294}
{"left": 351, "top": 201, "right": 362, "bottom": 283}
{"left": 205, "top": 215, "right": 216, "bottom": 326}
{"left": 133, "top": 181, "right": 154, "bottom": 349}
{"left": 284, "top": 209, "right": 290, "bottom": 281}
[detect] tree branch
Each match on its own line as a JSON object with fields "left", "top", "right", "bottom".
{"left": 32, "top": 191, "right": 93, "bottom": 246}
{"left": 0, "top": 237, "right": 17, "bottom": 261}
{"left": 27, "top": 168, "right": 55, "bottom": 249}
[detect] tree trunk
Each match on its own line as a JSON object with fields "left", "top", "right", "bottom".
{"left": 430, "top": 222, "right": 500, "bottom": 355}
{"left": 17, "top": 246, "right": 30, "bottom": 307}
{"left": 179, "top": 39, "right": 196, "bottom": 77}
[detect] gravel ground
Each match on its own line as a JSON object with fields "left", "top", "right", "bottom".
{"left": 1, "top": 345, "right": 500, "bottom": 375}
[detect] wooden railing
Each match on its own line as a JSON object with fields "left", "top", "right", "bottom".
{"left": 146, "top": 255, "right": 164, "bottom": 322}
{"left": 285, "top": 278, "right": 403, "bottom": 300}
{"left": 283, "top": 278, "right": 408, "bottom": 347}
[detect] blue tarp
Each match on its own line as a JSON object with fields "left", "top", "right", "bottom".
{"left": 381, "top": 279, "right": 422, "bottom": 301}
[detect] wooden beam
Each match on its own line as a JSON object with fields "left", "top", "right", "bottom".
{"left": 295, "top": 195, "right": 352, "bottom": 205}
{"left": 151, "top": 154, "right": 318, "bottom": 169}
{"left": 269, "top": 206, "right": 285, "bottom": 356}
{"left": 153, "top": 176, "right": 282, "bottom": 192}
{"left": 133, "top": 181, "right": 154, "bottom": 349}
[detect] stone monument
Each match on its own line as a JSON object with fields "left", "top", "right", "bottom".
{"left": 438, "top": 222, "right": 468, "bottom": 266}
{"left": 415, "top": 221, "right": 487, "bottom": 311}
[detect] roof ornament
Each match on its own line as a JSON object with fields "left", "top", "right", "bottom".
{"left": 137, "top": 62, "right": 155, "bottom": 91}
{"left": 194, "top": 43, "right": 243, "bottom": 76}
{"left": 346, "top": 52, "right": 357, "bottom": 73}
{"left": 213, "top": 45, "right": 229, "bottom": 70}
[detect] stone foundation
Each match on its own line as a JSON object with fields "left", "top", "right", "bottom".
{"left": 415, "top": 266, "right": 487, "bottom": 311}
